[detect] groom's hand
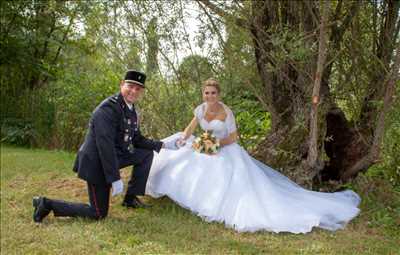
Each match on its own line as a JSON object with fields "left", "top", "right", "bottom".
{"left": 111, "top": 179, "right": 124, "bottom": 196}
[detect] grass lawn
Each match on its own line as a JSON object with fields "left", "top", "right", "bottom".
{"left": 1, "top": 144, "right": 399, "bottom": 254}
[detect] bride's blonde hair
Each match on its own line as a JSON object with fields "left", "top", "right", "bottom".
{"left": 202, "top": 78, "right": 221, "bottom": 93}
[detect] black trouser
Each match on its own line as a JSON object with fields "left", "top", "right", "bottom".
{"left": 49, "top": 182, "right": 110, "bottom": 220}
{"left": 49, "top": 148, "right": 153, "bottom": 218}
{"left": 118, "top": 148, "right": 154, "bottom": 201}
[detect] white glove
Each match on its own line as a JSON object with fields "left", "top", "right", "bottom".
{"left": 163, "top": 137, "right": 180, "bottom": 150}
{"left": 111, "top": 179, "right": 124, "bottom": 196}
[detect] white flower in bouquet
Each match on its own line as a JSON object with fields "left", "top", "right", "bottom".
{"left": 192, "top": 131, "right": 220, "bottom": 155}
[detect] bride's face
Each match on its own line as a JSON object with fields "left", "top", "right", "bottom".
{"left": 202, "top": 86, "right": 219, "bottom": 105}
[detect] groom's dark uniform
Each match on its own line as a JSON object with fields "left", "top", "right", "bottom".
{"left": 47, "top": 72, "right": 163, "bottom": 220}
{"left": 73, "top": 92, "right": 162, "bottom": 188}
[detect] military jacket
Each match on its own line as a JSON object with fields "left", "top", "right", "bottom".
{"left": 73, "top": 93, "right": 163, "bottom": 185}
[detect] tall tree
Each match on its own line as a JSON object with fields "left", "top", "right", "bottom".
{"left": 198, "top": 0, "right": 400, "bottom": 187}
{"left": 146, "top": 17, "right": 159, "bottom": 77}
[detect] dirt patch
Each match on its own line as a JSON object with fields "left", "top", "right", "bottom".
{"left": 46, "top": 177, "right": 87, "bottom": 197}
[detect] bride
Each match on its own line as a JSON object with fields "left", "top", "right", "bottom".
{"left": 146, "top": 78, "right": 360, "bottom": 234}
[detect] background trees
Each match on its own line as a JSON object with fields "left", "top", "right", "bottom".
{"left": 198, "top": 0, "right": 399, "bottom": 187}
{"left": 1, "top": 0, "right": 398, "bottom": 188}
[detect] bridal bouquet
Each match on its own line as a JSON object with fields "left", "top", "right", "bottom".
{"left": 192, "top": 131, "right": 220, "bottom": 155}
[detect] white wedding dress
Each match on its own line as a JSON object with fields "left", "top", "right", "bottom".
{"left": 146, "top": 102, "right": 360, "bottom": 233}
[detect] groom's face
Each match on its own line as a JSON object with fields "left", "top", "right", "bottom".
{"left": 120, "top": 81, "right": 144, "bottom": 104}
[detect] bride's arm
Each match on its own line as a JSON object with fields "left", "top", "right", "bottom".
{"left": 181, "top": 117, "right": 198, "bottom": 140}
{"left": 219, "top": 131, "right": 238, "bottom": 146}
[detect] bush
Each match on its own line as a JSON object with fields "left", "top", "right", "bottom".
{"left": 366, "top": 91, "right": 400, "bottom": 189}
{"left": 233, "top": 99, "right": 270, "bottom": 150}
{"left": 1, "top": 118, "right": 36, "bottom": 146}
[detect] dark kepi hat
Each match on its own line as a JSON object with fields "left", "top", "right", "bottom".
{"left": 124, "top": 70, "right": 146, "bottom": 87}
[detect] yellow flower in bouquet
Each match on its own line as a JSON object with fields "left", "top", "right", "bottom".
{"left": 192, "top": 131, "right": 220, "bottom": 155}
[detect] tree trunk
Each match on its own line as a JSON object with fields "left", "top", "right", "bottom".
{"left": 307, "top": 0, "right": 329, "bottom": 171}
{"left": 249, "top": 0, "right": 320, "bottom": 187}
{"left": 198, "top": 0, "right": 398, "bottom": 188}
{"left": 326, "top": 0, "right": 400, "bottom": 181}
{"left": 342, "top": 42, "right": 400, "bottom": 180}
{"left": 146, "top": 17, "right": 159, "bottom": 78}
{"left": 358, "top": 0, "right": 399, "bottom": 140}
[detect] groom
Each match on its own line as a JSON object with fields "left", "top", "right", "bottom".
{"left": 32, "top": 70, "right": 179, "bottom": 223}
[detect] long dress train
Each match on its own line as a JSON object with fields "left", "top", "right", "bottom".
{"left": 146, "top": 103, "right": 360, "bottom": 233}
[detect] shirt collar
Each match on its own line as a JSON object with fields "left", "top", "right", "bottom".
{"left": 123, "top": 99, "right": 133, "bottom": 110}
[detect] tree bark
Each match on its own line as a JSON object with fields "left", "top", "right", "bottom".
{"left": 307, "top": 0, "right": 329, "bottom": 170}
{"left": 342, "top": 43, "right": 400, "bottom": 180}
{"left": 198, "top": 0, "right": 398, "bottom": 187}
{"left": 358, "top": 0, "right": 399, "bottom": 140}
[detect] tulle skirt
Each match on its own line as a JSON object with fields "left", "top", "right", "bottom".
{"left": 146, "top": 133, "right": 361, "bottom": 233}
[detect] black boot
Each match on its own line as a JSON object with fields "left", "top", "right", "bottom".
{"left": 122, "top": 196, "right": 151, "bottom": 209}
{"left": 32, "top": 196, "right": 51, "bottom": 223}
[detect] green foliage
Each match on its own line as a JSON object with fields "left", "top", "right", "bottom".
{"left": 139, "top": 75, "right": 202, "bottom": 139}
{"left": 267, "top": 25, "right": 315, "bottom": 69}
{"left": 1, "top": 0, "right": 398, "bottom": 188}
{"left": 0, "top": 0, "right": 96, "bottom": 149}
{"left": 353, "top": 174, "right": 400, "bottom": 235}
{"left": 178, "top": 55, "right": 214, "bottom": 86}
{"left": 366, "top": 95, "right": 400, "bottom": 189}
{"left": 1, "top": 118, "right": 35, "bottom": 146}
{"left": 232, "top": 98, "right": 270, "bottom": 150}
{"left": 50, "top": 49, "right": 122, "bottom": 149}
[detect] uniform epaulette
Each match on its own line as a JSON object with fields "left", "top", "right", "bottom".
{"left": 109, "top": 96, "right": 118, "bottom": 104}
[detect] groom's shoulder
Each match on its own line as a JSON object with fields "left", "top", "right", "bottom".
{"left": 108, "top": 94, "right": 120, "bottom": 104}
{"left": 95, "top": 94, "right": 122, "bottom": 115}
{"left": 101, "top": 93, "right": 121, "bottom": 106}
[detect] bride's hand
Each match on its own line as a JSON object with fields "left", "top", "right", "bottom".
{"left": 163, "top": 138, "right": 179, "bottom": 150}
{"left": 176, "top": 137, "right": 186, "bottom": 148}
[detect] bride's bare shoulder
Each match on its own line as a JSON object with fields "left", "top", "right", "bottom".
{"left": 219, "top": 102, "right": 234, "bottom": 114}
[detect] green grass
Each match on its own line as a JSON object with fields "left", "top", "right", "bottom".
{"left": 1, "top": 144, "right": 399, "bottom": 254}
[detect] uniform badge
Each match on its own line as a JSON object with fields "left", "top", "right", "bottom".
{"left": 128, "top": 143, "right": 134, "bottom": 153}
